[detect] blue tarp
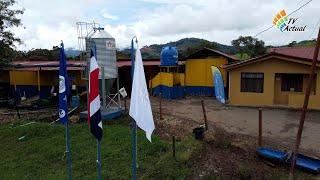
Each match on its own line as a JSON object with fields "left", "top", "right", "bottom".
{"left": 13, "top": 85, "right": 39, "bottom": 98}
{"left": 152, "top": 85, "right": 185, "bottom": 99}
{"left": 11, "top": 85, "right": 53, "bottom": 99}
{"left": 185, "top": 86, "right": 215, "bottom": 96}
{"left": 152, "top": 85, "right": 229, "bottom": 99}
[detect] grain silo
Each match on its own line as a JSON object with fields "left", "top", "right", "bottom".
{"left": 77, "top": 22, "right": 123, "bottom": 120}
{"left": 85, "top": 27, "right": 117, "bottom": 79}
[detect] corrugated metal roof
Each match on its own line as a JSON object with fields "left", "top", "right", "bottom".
{"left": 117, "top": 60, "right": 185, "bottom": 67}
{"left": 269, "top": 47, "right": 320, "bottom": 61}
{"left": 11, "top": 59, "right": 185, "bottom": 71}
{"left": 13, "top": 60, "right": 86, "bottom": 67}
{"left": 184, "top": 47, "right": 238, "bottom": 61}
{"left": 223, "top": 47, "right": 320, "bottom": 70}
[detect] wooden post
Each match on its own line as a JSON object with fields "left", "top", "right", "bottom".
{"left": 16, "top": 106, "right": 20, "bottom": 119}
{"left": 37, "top": 68, "right": 41, "bottom": 91}
{"left": 172, "top": 136, "right": 176, "bottom": 158}
{"left": 258, "top": 108, "right": 262, "bottom": 146}
{"left": 201, "top": 100, "right": 208, "bottom": 130}
{"left": 290, "top": 27, "right": 320, "bottom": 175}
{"left": 12, "top": 70, "right": 17, "bottom": 91}
{"left": 159, "top": 93, "right": 163, "bottom": 120}
{"left": 124, "top": 98, "right": 127, "bottom": 112}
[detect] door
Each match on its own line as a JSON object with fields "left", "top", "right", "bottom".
{"left": 274, "top": 74, "right": 289, "bottom": 105}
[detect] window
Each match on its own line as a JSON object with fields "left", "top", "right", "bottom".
{"left": 281, "top": 74, "right": 303, "bottom": 92}
{"left": 241, "top": 73, "right": 264, "bottom": 93}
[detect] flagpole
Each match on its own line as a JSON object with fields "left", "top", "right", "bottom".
{"left": 60, "top": 42, "right": 72, "bottom": 180}
{"left": 66, "top": 121, "right": 72, "bottom": 180}
{"left": 92, "top": 42, "right": 103, "bottom": 180}
{"left": 97, "top": 140, "right": 102, "bottom": 180}
{"left": 131, "top": 36, "right": 137, "bottom": 180}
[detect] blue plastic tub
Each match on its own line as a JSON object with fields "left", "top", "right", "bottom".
{"left": 288, "top": 154, "right": 320, "bottom": 174}
{"left": 256, "top": 147, "right": 320, "bottom": 174}
{"left": 256, "top": 147, "right": 287, "bottom": 163}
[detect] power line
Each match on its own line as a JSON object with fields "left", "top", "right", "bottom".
{"left": 253, "top": 26, "right": 274, "bottom": 38}
{"left": 301, "top": 18, "right": 320, "bottom": 59}
{"left": 253, "top": 0, "right": 313, "bottom": 37}
{"left": 287, "top": 0, "right": 313, "bottom": 17}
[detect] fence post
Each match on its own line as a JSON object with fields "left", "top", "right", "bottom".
{"left": 258, "top": 108, "right": 262, "bottom": 146}
{"left": 124, "top": 98, "right": 127, "bottom": 112}
{"left": 159, "top": 93, "right": 163, "bottom": 120}
{"left": 201, "top": 100, "right": 208, "bottom": 130}
{"left": 172, "top": 136, "right": 176, "bottom": 158}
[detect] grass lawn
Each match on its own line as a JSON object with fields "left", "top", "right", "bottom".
{"left": 0, "top": 116, "right": 201, "bottom": 179}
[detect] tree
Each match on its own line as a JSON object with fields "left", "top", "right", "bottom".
{"left": 0, "top": 0, "right": 24, "bottom": 65}
{"left": 288, "top": 41, "right": 297, "bottom": 47}
{"left": 231, "top": 36, "right": 266, "bottom": 59}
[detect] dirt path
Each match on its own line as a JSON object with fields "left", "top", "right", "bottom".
{"left": 150, "top": 96, "right": 320, "bottom": 155}
{"left": 0, "top": 108, "right": 57, "bottom": 124}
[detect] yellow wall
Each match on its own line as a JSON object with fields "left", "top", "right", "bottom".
{"left": 185, "top": 57, "right": 228, "bottom": 87}
{"left": 151, "top": 72, "right": 173, "bottom": 87}
{"left": 151, "top": 72, "right": 185, "bottom": 88}
{"left": 228, "top": 57, "right": 320, "bottom": 110}
{"left": 9, "top": 70, "right": 85, "bottom": 86}
{"left": 173, "top": 73, "right": 185, "bottom": 86}
{"left": 10, "top": 70, "right": 38, "bottom": 85}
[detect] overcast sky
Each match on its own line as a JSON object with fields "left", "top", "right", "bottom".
{"left": 12, "top": 0, "right": 320, "bottom": 51}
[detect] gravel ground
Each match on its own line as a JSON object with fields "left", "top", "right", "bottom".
{"left": 149, "top": 96, "right": 320, "bottom": 156}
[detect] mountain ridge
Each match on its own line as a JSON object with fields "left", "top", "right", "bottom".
{"left": 117, "top": 38, "right": 236, "bottom": 59}
{"left": 108, "top": 38, "right": 317, "bottom": 59}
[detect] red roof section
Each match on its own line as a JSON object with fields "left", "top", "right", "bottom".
{"left": 117, "top": 60, "right": 160, "bottom": 67}
{"left": 223, "top": 46, "right": 320, "bottom": 70}
{"left": 184, "top": 47, "right": 238, "bottom": 61}
{"left": 204, "top": 47, "right": 239, "bottom": 61}
{"left": 269, "top": 47, "right": 320, "bottom": 61}
{"left": 13, "top": 60, "right": 86, "bottom": 67}
{"left": 11, "top": 59, "right": 185, "bottom": 70}
{"left": 117, "top": 59, "right": 185, "bottom": 67}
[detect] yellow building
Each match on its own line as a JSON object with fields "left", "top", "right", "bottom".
{"left": 3, "top": 61, "right": 86, "bottom": 99}
{"left": 223, "top": 47, "right": 320, "bottom": 110}
{"left": 150, "top": 47, "right": 238, "bottom": 98}
{"left": 184, "top": 48, "right": 237, "bottom": 96}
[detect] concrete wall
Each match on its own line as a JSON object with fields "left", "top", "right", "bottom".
{"left": 228, "top": 57, "right": 320, "bottom": 110}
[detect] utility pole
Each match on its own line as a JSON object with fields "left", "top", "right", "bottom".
{"left": 290, "top": 27, "right": 320, "bottom": 175}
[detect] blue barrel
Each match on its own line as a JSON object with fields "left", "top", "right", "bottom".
{"left": 70, "top": 95, "right": 80, "bottom": 108}
{"left": 160, "top": 46, "right": 178, "bottom": 66}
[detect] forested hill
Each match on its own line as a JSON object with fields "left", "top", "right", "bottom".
{"left": 118, "top": 38, "right": 236, "bottom": 59}
{"left": 13, "top": 38, "right": 317, "bottom": 61}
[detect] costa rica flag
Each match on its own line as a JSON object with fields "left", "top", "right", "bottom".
{"left": 88, "top": 49, "right": 103, "bottom": 141}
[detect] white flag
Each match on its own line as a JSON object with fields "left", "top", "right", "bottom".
{"left": 129, "top": 45, "right": 155, "bottom": 142}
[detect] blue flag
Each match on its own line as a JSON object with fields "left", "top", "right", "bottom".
{"left": 59, "top": 42, "right": 69, "bottom": 124}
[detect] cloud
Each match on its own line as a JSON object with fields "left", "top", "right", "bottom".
{"left": 105, "top": 0, "right": 320, "bottom": 48}
{"left": 13, "top": 0, "right": 320, "bottom": 51}
{"left": 101, "top": 12, "right": 118, "bottom": 20}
